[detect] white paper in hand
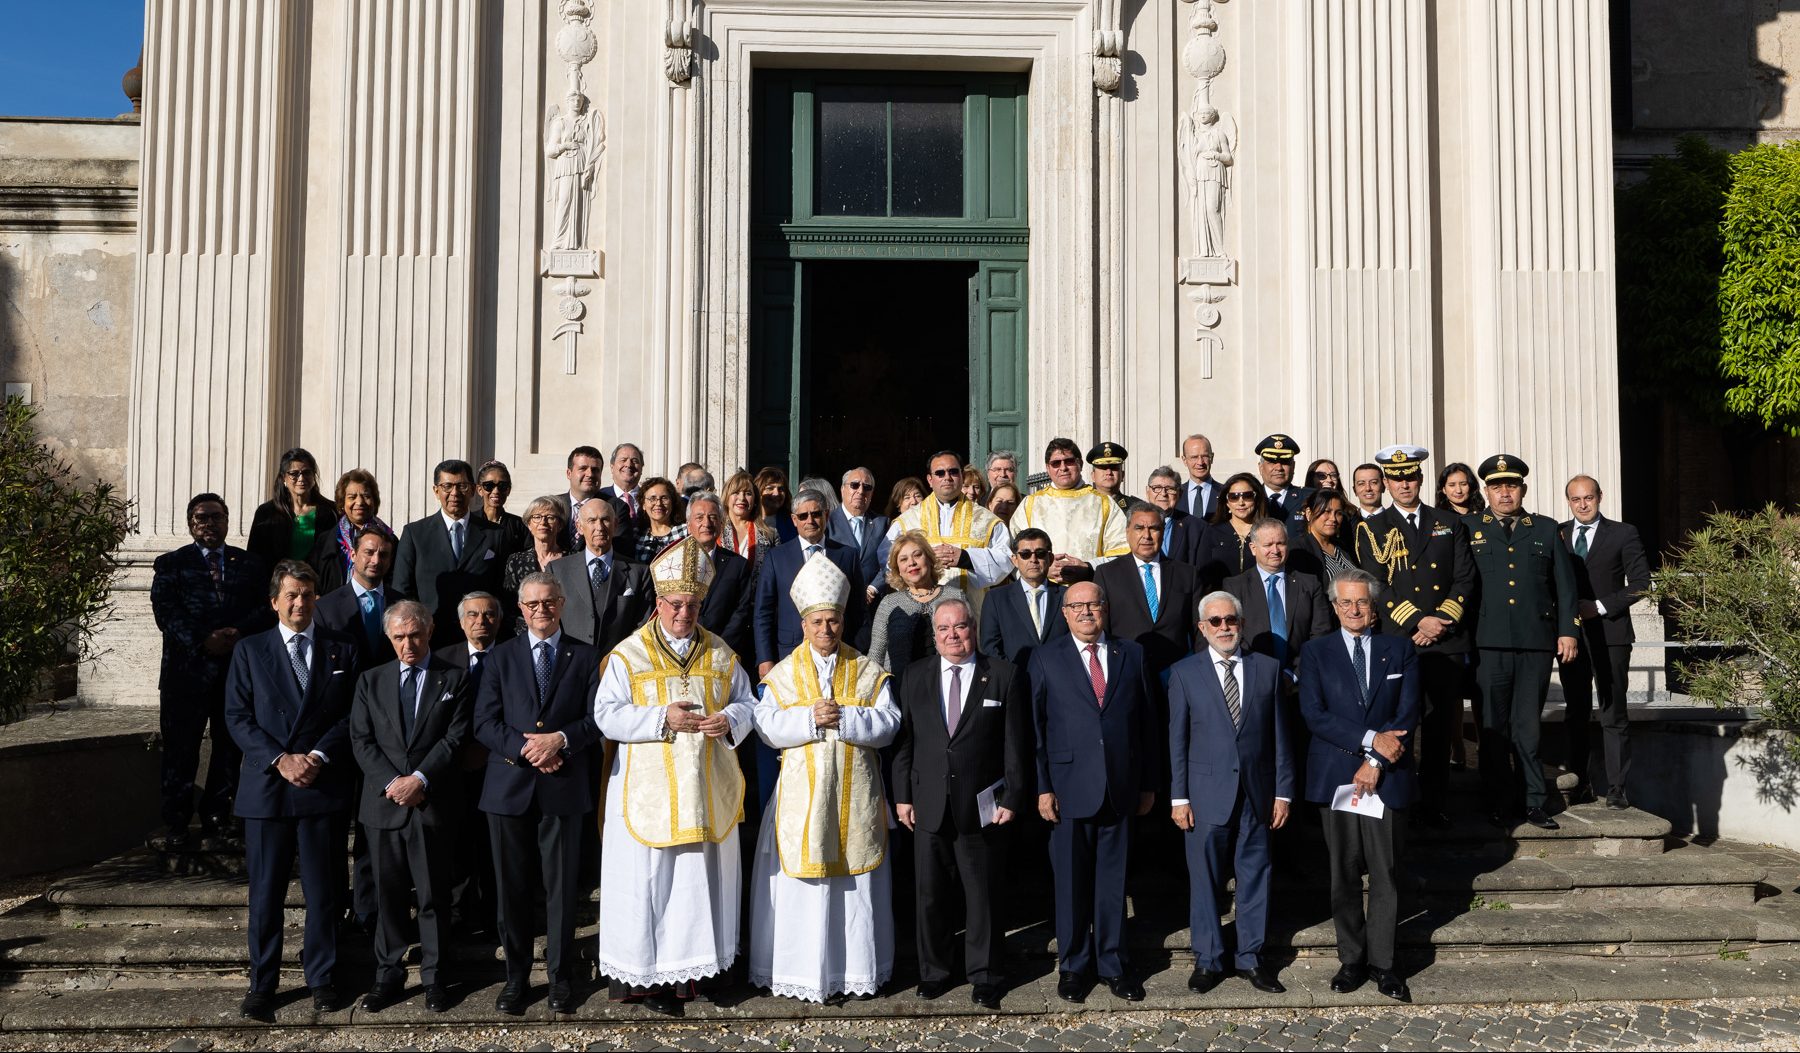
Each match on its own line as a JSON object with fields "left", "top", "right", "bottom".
{"left": 976, "top": 779, "right": 1006, "bottom": 827}
{"left": 1331, "top": 782, "right": 1387, "bottom": 819}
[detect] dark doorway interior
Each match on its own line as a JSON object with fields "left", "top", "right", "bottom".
{"left": 804, "top": 260, "right": 976, "bottom": 492}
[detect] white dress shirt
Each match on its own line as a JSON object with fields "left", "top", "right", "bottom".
{"left": 938, "top": 655, "right": 977, "bottom": 728}
{"left": 1341, "top": 627, "right": 1382, "bottom": 755}
{"left": 525, "top": 628, "right": 569, "bottom": 750}
{"left": 1570, "top": 517, "right": 1607, "bottom": 614}
{"left": 1018, "top": 579, "right": 1050, "bottom": 637}
{"left": 1133, "top": 556, "right": 1163, "bottom": 601}
{"left": 389, "top": 661, "right": 431, "bottom": 790}
{"left": 1071, "top": 634, "right": 1109, "bottom": 682}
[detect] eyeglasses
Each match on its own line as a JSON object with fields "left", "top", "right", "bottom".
{"left": 845, "top": 481, "right": 873, "bottom": 491}
{"left": 520, "top": 599, "right": 563, "bottom": 611}
{"left": 793, "top": 511, "right": 823, "bottom": 521}
{"left": 436, "top": 482, "right": 472, "bottom": 494}
{"left": 283, "top": 469, "right": 314, "bottom": 481}
{"left": 1203, "top": 615, "right": 1242, "bottom": 627}
{"left": 527, "top": 514, "right": 559, "bottom": 525}
{"left": 1147, "top": 484, "right": 1179, "bottom": 495}
{"left": 478, "top": 480, "right": 510, "bottom": 492}
{"left": 1063, "top": 601, "right": 1107, "bottom": 613}
{"left": 1333, "top": 598, "right": 1374, "bottom": 610}
{"left": 1047, "top": 457, "right": 1080, "bottom": 469}
{"left": 1016, "top": 548, "right": 1051, "bottom": 561}
{"left": 1225, "top": 491, "right": 1257, "bottom": 502}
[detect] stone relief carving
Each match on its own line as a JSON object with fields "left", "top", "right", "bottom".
{"left": 665, "top": 16, "right": 695, "bottom": 84}
{"left": 543, "top": 0, "right": 606, "bottom": 375}
{"left": 1093, "top": 29, "right": 1124, "bottom": 93}
{"left": 1176, "top": 0, "right": 1236, "bottom": 377}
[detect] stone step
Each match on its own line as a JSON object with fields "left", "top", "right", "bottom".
{"left": 3, "top": 948, "right": 1798, "bottom": 1032}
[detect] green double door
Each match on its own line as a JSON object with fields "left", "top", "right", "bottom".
{"left": 749, "top": 72, "right": 1029, "bottom": 489}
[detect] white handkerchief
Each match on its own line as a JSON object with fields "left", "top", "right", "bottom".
{"left": 1385, "top": 673, "right": 1403, "bottom": 680}
{"left": 976, "top": 779, "right": 1006, "bottom": 827}
{"left": 982, "top": 698, "right": 1002, "bottom": 708}
{"left": 1331, "top": 783, "right": 1387, "bottom": 819}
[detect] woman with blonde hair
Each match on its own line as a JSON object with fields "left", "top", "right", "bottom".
{"left": 721, "top": 470, "right": 778, "bottom": 576}
{"left": 502, "top": 495, "right": 568, "bottom": 636}
{"left": 866, "top": 531, "right": 968, "bottom": 690}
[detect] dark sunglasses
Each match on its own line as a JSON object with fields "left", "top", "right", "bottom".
{"left": 929, "top": 469, "right": 962, "bottom": 478}
{"left": 1047, "top": 457, "right": 1080, "bottom": 468}
{"left": 793, "top": 511, "right": 824, "bottom": 521}
{"left": 845, "top": 481, "right": 873, "bottom": 491}
{"left": 1016, "top": 548, "right": 1051, "bottom": 561}
{"left": 1204, "top": 615, "right": 1242, "bottom": 627}
{"left": 478, "top": 480, "right": 510, "bottom": 492}
{"left": 1225, "top": 491, "right": 1257, "bottom": 501}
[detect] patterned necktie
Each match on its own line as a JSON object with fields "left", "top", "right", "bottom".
{"left": 359, "top": 590, "right": 382, "bottom": 647}
{"left": 289, "top": 634, "right": 310, "bottom": 693}
{"left": 1085, "top": 643, "right": 1106, "bottom": 708}
{"left": 1353, "top": 634, "right": 1370, "bottom": 707}
{"left": 1142, "top": 562, "right": 1160, "bottom": 621}
{"left": 207, "top": 549, "right": 224, "bottom": 593}
{"left": 1220, "top": 657, "right": 1242, "bottom": 729}
{"left": 1267, "top": 573, "right": 1288, "bottom": 664}
{"left": 1575, "top": 525, "right": 1590, "bottom": 559}
{"left": 591, "top": 555, "right": 609, "bottom": 587}
{"left": 946, "top": 664, "right": 963, "bottom": 735}
{"left": 401, "top": 666, "right": 420, "bottom": 740}
{"left": 451, "top": 520, "right": 465, "bottom": 560}
{"left": 534, "top": 641, "right": 553, "bottom": 703}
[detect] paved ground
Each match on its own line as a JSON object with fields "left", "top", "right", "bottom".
{"left": 3, "top": 998, "right": 1798, "bottom": 1051}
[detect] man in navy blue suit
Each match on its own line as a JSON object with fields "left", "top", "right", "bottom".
{"left": 224, "top": 560, "right": 362, "bottom": 1022}
{"left": 1297, "top": 569, "right": 1420, "bottom": 1003}
{"left": 473, "top": 571, "right": 604, "bottom": 1016}
{"left": 1029, "top": 581, "right": 1159, "bottom": 1005}
{"left": 754, "top": 488, "right": 867, "bottom": 677}
{"left": 1168, "top": 590, "right": 1294, "bottom": 995}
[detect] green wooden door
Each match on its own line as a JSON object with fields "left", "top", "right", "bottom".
{"left": 972, "top": 260, "right": 1028, "bottom": 464}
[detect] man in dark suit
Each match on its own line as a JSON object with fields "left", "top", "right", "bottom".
{"left": 684, "top": 492, "right": 755, "bottom": 664}
{"left": 150, "top": 492, "right": 269, "bottom": 851}
{"left": 1146, "top": 466, "right": 1206, "bottom": 567}
{"left": 314, "top": 525, "right": 398, "bottom": 668}
{"left": 392, "top": 459, "right": 503, "bottom": 649}
{"left": 979, "top": 528, "right": 1068, "bottom": 665}
{"left": 894, "top": 599, "right": 1032, "bottom": 1010}
{"left": 597, "top": 442, "right": 648, "bottom": 553}
{"left": 1029, "top": 582, "right": 1159, "bottom": 1005}
{"left": 828, "top": 466, "right": 889, "bottom": 593}
{"left": 550, "top": 497, "right": 652, "bottom": 653}
{"left": 753, "top": 488, "right": 866, "bottom": 677}
{"left": 1224, "top": 519, "right": 1333, "bottom": 683}
{"left": 1169, "top": 590, "right": 1294, "bottom": 995}
{"left": 1254, "top": 434, "right": 1313, "bottom": 532}
{"left": 551, "top": 445, "right": 607, "bottom": 552}
{"left": 1297, "top": 569, "right": 1420, "bottom": 1002}
{"left": 437, "top": 591, "right": 503, "bottom": 936}
{"left": 1353, "top": 445, "right": 1474, "bottom": 828}
{"left": 1093, "top": 502, "right": 1199, "bottom": 678}
{"left": 474, "top": 571, "right": 604, "bottom": 1015}
{"left": 350, "top": 600, "right": 473, "bottom": 1014}
{"left": 1180, "top": 434, "right": 1222, "bottom": 521}
{"left": 223, "top": 560, "right": 362, "bottom": 1021}
{"left": 1557, "top": 476, "right": 1650, "bottom": 809}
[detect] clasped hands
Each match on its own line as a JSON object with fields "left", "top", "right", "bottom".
{"left": 521, "top": 732, "right": 566, "bottom": 773}
{"left": 1410, "top": 615, "right": 1451, "bottom": 648}
{"left": 385, "top": 774, "right": 427, "bottom": 808}
{"left": 275, "top": 752, "right": 322, "bottom": 788}
{"left": 812, "top": 700, "right": 842, "bottom": 731}
{"left": 666, "top": 701, "right": 731, "bottom": 738}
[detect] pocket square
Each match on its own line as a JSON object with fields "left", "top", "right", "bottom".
{"left": 439, "top": 691, "right": 454, "bottom": 701}
{"left": 330, "top": 669, "right": 346, "bottom": 677}
{"left": 982, "top": 699, "right": 1002, "bottom": 708}
{"left": 622, "top": 587, "right": 636, "bottom": 596}
{"left": 482, "top": 548, "right": 495, "bottom": 560}
{"left": 1385, "top": 673, "right": 1403, "bottom": 680}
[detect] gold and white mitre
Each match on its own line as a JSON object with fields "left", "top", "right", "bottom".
{"left": 789, "top": 548, "right": 850, "bottom": 615}
{"left": 651, "top": 535, "right": 716, "bottom": 598}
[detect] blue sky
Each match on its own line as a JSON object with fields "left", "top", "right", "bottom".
{"left": 0, "top": 2, "right": 145, "bottom": 118}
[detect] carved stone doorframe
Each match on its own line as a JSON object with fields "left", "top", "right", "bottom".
{"left": 689, "top": 0, "right": 1105, "bottom": 474}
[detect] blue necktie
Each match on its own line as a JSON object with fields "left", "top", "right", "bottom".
{"left": 359, "top": 590, "right": 383, "bottom": 647}
{"left": 1142, "top": 562, "right": 1160, "bottom": 621}
{"left": 451, "top": 520, "right": 465, "bottom": 560}
{"left": 1161, "top": 517, "right": 1172, "bottom": 557}
{"left": 289, "top": 635, "right": 310, "bottom": 693}
{"left": 534, "top": 642, "right": 553, "bottom": 703}
{"left": 1353, "top": 633, "right": 1370, "bottom": 707}
{"left": 1267, "top": 573, "right": 1288, "bottom": 665}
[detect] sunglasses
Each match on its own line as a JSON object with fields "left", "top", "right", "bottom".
{"left": 929, "top": 469, "right": 962, "bottom": 478}
{"left": 1204, "top": 615, "right": 1242, "bottom": 627}
{"left": 478, "top": 480, "right": 510, "bottom": 492}
{"left": 793, "top": 511, "right": 824, "bottom": 521}
{"left": 1225, "top": 491, "right": 1257, "bottom": 501}
{"left": 283, "top": 469, "right": 314, "bottom": 481}
{"left": 845, "top": 481, "right": 873, "bottom": 491}
{"left": 1047, "top": 458, "right": 1080, "bottom": 468}
{"left": 1016, "top": 548, "right": 1051, "bottom": 561}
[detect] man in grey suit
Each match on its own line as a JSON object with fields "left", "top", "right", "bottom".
{"left": 350, "top": 600, "right": 473, "bottom": 1014}
{"left": 392, "top": 459, "right": 503, "bottom": 649}
{"left": 550, "top": 497, "right": 652, "bottom": 653}
{"left": 829, "top": 466, "right": 889, "bottom": 595}
{"left": 1223, "top": 519, "right": 1334, "bottom": 685}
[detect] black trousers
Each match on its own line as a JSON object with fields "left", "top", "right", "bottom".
{"left": 159, "top": 684, "right": 239, "bottom": 831}
{"left": 245, "top": 812, "right": 344, "bottom": 992}
{"left": 1320, "top": 804, "right": 1405, "bottom": 970}
{"left": 488, "top": 807, "right": 583, "bottom": 983}
{"left": 1477, "top": 648, "right": 1555, "bottom": 811}
{"left": 913, "top": 812, "right": 1004, "bottom": 986}
{"left": 371, "top": 816, "right": 455, "bottom": 984}
{"left": 1559, "top": 641, "right": 1633, "bottom": 794}
{"left": 1414, "top": 652, "right": 1465, "bottom": 806}
{"left": 450, "top": 768, "right": 495, "bottom": 932}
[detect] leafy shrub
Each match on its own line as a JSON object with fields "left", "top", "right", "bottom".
{"left": 1719, "top": 140, "right": 1800, "bottom": 434}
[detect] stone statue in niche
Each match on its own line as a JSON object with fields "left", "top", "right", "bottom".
{"left": 545, "top": 91, "right": 605, "bottom": 252}
{"left": 1178, "top": 104, "right": 1236, "bottom": 259}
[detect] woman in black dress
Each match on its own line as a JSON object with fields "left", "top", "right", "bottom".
{"left": 1198, "top": 472, "right": 1268, "bottom": 592}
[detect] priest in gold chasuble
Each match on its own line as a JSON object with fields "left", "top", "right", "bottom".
{"left": 593, "top": 538, "right": 757, "bottom": 1015}
{"left": 748, "top": 552, "right": 901, "bottom": 1003}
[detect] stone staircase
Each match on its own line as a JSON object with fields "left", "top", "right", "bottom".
{"left": 2, "top": 764, "right": 1798, "bottom": 1033}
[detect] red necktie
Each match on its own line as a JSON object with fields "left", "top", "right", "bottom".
{"left": 1085, "top": 643, "right": 1106, "bottom": 708}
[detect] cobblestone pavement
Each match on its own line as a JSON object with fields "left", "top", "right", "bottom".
{"left": 6, "top": 998, "right": 1800, "bottom": 1052}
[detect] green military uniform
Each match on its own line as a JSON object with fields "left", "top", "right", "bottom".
{"left": 1463, "top": 454, "right": 1580, "bottom": 822}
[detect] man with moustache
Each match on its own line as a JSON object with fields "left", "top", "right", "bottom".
{"left": 1253, "top": 434, "right": 1312, "bottom": 532}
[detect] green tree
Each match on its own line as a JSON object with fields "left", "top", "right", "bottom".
{"left": 1718, "top": 140, "right": 1800, "bottom": 435}
{"left": 0, "top": 397, "right": 134, "bottom": 723}
{"left": 1650, "top": 505, "right": 1800, "bottom": 750}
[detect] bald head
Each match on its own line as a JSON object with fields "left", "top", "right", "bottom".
{"left": 1061, "top": 581, "right": 1108, "bottom": 643}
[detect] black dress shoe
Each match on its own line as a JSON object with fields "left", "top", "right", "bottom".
{"left": 1607, "top": 791, "right": 1630, "bottom": 810}
{"left": 1187, "top": 967, "right": 1225, "bottom": 994}
{"left": 1371, "top": 966, "right": 1411, "bottom": 1002}
{"left": 916, "top": 979, "right": 951, "bottom": 1000}
{"left": 361, "top": 981, "right": 403, "bottom": 1012}
{"left": 239, "top": 989, "right": 276, "bottom": 1023}
{"left": 1101, "top": 974, "right": 1145, "bottom": 1001}
{"left": 1525, "top": 807, "right": 1560, "bottom": 830}
{"left": 548, "top": 980, "right": 575, "bottom": 1013}
{"left": 1056, "top": 971, "right": 1091, "bottom": 1003}
{"left": 643, "top": 990, "right": 683, "bottom": 1017}
{"left": 1329, "top": 963, "right": 1368, "bottom": 993}
{"left": 1566, "top": 784, "right": 1597, "bottom": 805}
{"left": 971, "top": 984, "right": 1003, "bottom": 1010}
{"left": 312, "top": 984, "right": 346, "bottom": 1012}
{"left": 495, "top": 980, "right": 527, "bottom": 1016}
{"left": 424, "top": 984, "right": 452, "bottom": 1013}
{"left": 1243, "top": 964, "right": 1286, "bottom": 994}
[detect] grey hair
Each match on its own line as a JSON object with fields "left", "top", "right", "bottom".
{"left": 1148, "top": 464, "right": 1182, "bottom": 485}
{"left": 681, "top": 468, "right": 716, "bottom": 494}
{"left": 1196, "top": 590, "right": 1243, "bottom": 621}
{"left": 797, "top": 478, "right": 838, "bottom": 512}
{"left": 685, "top": 491, "right": 724, "bottom": 516}
{"left": 457, "top": 590, "right": 501, "bottom": 619}
{"left": 382, "top": 599, "right": 433, "bottom": 632}
{"left": 518, "top": 571, "right": 565, "bottom": 599}
{"left": 1124, "top": 499, "right": 1162, "bottom": 522}
{"left": 792, "top": 487, "right": 831, "bottom": 512}
{"left": 985, "top": 450, "right": 1019, "bottom": 470}
{"left": 1182, "top": 433, "right": 1213, "bottom": 450}
{"left": 1327, "top": 567, "right": 1383, "bottom": 602}
{"left": 1250, "top": 517, "right": 1290, "bottom": 543}
{"left": 931, "top": 596, "right": 975, "bottom": 626}
{"left": 609, "top": 442, "right": 642, "bottom": 462}
{"left": 840, "top": 466, "right": 875, "bottom": 485}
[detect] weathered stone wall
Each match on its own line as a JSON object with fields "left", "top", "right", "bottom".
{"left": 0, "top": 117, "right": 139, "bottom": 489}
